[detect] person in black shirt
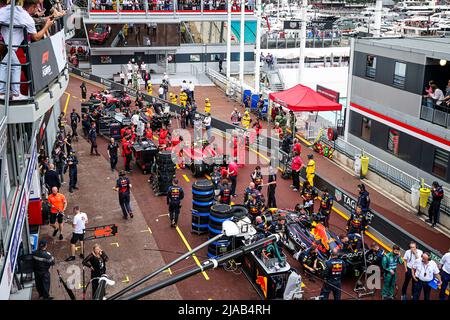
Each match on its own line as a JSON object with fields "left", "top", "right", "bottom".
{"left": 70, "top": 108, "right": 81, "bottom": 140}
{"left": 82, "top": 244, "right": 109, "bottom": 299}
{"left": 88, "top": 123, "right": 100, "bottom": 156}
{"left": 113, "top": 171, "right": 133, "bottom": 219}
{"left": 357, "top": 183, "right": 370, "bottom": 214}
{"left": 107, "top": 138, "right": 119, "bottom": 171}
{"left": 80, "top": 81, "right": 87, "bottom": 100}
{"left": 427, "top": 181, "right": 444, "bottom": 228}
{"left": 218, "top": 179, "right": 232, "bottom": 205}
{"left": 320, "top": 248, "right": 346, "bottom": 300}
{"left": 52, "top": 143, "right": 66, "bottom": 184}
{"left": 167, "top": 179, "right": 184, "bottom": 227}
{"left": 65, "top": 150, "right": 79, "bottom": 193}
{"left": 82, "top": 114, "right": 91, "bottom": 138}
{"left": 266, "top": 166, "right": 277, "bottom": 208}
{"left": 44, "top": 163, "right": 61, "bottom": 192}
{"left": 33, "top": 239, "right": 55, "bottom": 300}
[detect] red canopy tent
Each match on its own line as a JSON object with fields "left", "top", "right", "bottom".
{"left": 269, "top": 84, "right": 342, "bottom": 112}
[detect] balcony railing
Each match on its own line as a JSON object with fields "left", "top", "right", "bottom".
{"left": 88, "top": 0, "right": 255, "bottom": 14}
{"left": 0, "top": 16, "right": 68, "bottom": 104}
{"left": 420, "top": 99, "right": 450, "bottom": 129}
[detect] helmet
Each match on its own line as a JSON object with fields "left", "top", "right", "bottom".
{"left": 245, "top": 111, "right": 249, "bottom": 115}
{"left": 205, "top": 98, "right": 209, "bottom": 102}
{"left": 119, "top": 170, "right": 126, "bottom": 177}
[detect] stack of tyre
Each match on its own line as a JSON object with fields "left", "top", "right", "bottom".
{"left": 154, "top": 150, "right": 176, "bottom": 196}
{"left": 192, "top": 180, "right": 215, "bottom": 235}
{"left": 207, "top": 204, "right": 235, "bottom": 258}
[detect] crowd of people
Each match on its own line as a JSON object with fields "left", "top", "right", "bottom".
{"left": 89, "top": 0, "right": 255, "bottom": 12}
{"left": 29, "top": 52, "right": 449, "bottom": 300}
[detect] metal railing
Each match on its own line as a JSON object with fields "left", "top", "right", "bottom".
{"left": 420, "top": 100, "right": 450, "bottom": 129}
{"left": 323, "top": 135, "right": 450, "bottom": 216}
{"left": 88, "top": 0, "right": 254, "bottom": 13}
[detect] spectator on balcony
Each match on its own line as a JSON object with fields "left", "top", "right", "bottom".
{"left": 444, "top": 79, "right": 450, "bottom": 106}
{"left": 43, "top": 0, "right": 65, "bottom": 18}
{"left": 0, "top": 0, "right": 54, "bottom": 100}
{"left": 425, "top": 84, "right": 445, "bottom": 107}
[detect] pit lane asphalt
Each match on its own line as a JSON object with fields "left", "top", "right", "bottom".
{"left": 65, "top": 75, "right": 444, "bottom": 300}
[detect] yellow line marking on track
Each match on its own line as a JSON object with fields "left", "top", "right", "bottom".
{"left": 77, "top": 283, "right": 86, "bottom": 289}
{"left": 182, "top": 174, "right": 190, "bottom": 182}
{"left": 175, "top": 226, "right": 209, "bottom": 281}
{"left": 286, "top": 128, "right": 313, "bottom": 147}
{"left": 63, "top": 92, "right": 71, "bottom": 114}
{"left": 122, "top": 276, "right": 130, "bottom": 283}
{"left": 110, "top": 242, "right": 119, "bottom": 247}
{"left": 163, "top": 268, "right": 173, "bottom": 275}
{"left": 248, "top": 147, "right": 270, "bottom": 163}
{"left": 158, "top": 213, "right": 169, "bottom": 217}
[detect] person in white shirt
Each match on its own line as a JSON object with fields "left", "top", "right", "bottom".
{"left": 401, "top": 241, "right": 423, "bottom": 300}
{"left": 412, "top": 252, "right": 441, "bottom": 300}
{"left": 127, "top": 72, "right": 132, "bottom": 85}
{"left": 188, "top": 81, "right": 195, "bottom": 100}
{"left": 65, "top": 206, "right": 88, "bottom": 261}
{"left": 131, "top": 110, "right": 140, "bottom": 126}
{"left": 439, "top": 248, "right": 450, "bottom": 300}
{"left": 119, "top": 71, "right": 125, "bottom": 85}
{"left": 203, "top": 113, "right": 212, "bottom": 141}
{"left": 158, "top": 86, "right": 164, "bottom": 99}
{"left": 426, "top": 84, "right": 445, "bottom": 106}
{"left": 140, "top": 62, "right": 146, "bottom": 79}
{"left": 0, "top": 0, "right": 53, "bottom": 100}
{"left": 127, "top": 61, "right": 133, "bottom": 72}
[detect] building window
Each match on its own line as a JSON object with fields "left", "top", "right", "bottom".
{"left": 189, "top": 54, "right": 201, "bottom": 62}
{"left": 361, "top": 117, "right": 372, "bottom": 141}
{"left": 432, "top": 148, "right": 448, "bottom": 179}
{"left": 387, "top": 129, "right": 400, "bottom": 156}
{"left": 393, "top": 62, "right": 406, "bottom": 88}
{"left": 366, "top": 55, "right": 376, "bottom": 79}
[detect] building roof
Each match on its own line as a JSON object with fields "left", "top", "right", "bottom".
{"left": 357, "top": 37, "right": 450, "bottom": 61}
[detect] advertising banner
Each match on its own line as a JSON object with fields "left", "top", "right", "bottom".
{"left": 50, "top": 30, "right": 67, "bottom": 73}
{"left": 29, "top": 37, "right": 59, "bottom": 94}
{"left": 316, "top": 85, "right": 340, "bottom": 103}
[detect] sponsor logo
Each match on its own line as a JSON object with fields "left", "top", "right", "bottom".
{"left": 42, "top": 51, "right": 49, "bottom": 64}
{"left": 42, "top": 65, "right": 53, "bottom": 77}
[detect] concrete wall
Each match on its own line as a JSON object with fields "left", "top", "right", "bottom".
{"left": 351, "top": 76, "right": 422, "bottom": 118}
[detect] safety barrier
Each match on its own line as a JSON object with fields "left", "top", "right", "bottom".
{"left": 69, "top": 67, "right": 445, "bottom": 261}
{"left": 420, "top": 100, "right": 450, "bottom": 129}
{"left": 321, "top": 135, "right": 450, "bottom": 217}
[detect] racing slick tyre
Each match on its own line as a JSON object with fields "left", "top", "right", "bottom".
{"left": 190, "top": 163, "right": 204, "bottom": 177}
{"left": 192, "top": 179, "right": 215, "bottom": 234}
{"left": 230, "top": 205, "right": 249, "bottom": 219}
{"left": 208, "top": 204, "right": 233, "bottom": 256}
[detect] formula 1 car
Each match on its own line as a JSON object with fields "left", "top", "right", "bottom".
{"left": 94, "top": 90, "right": 132, "bottom": 109}
{"left": 88, "top": 24, "right": 111, "bottom": 45}
{"left": 262, "top": 207, "right": 366, "bottom": 278}
{"left": 183, "top": 137, "right": 226, "bottom": 177}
